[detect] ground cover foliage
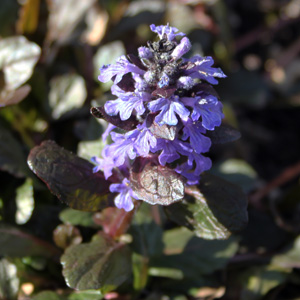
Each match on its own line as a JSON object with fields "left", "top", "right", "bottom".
{"left": 0, "top": 0, "right": 300, "bottom": 299}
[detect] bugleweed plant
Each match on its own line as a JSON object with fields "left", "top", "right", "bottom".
{"left": 28, "top": 24, "right": 248, "bottom": 295}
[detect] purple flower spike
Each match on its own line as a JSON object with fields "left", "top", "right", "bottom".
{"left": 98, "top": 55, "right": 145, "bottom": 84}
{"left": 172, "top": 37, "right": 192, "bottom": 60}
{"left": 109, "top": 178, "right": 138, "bottom": 212}
{"left": 148, "top": 95, "right": 190, "bottom": 126}
{"left": 150, "top": 24, "right": 185, "bottom": 41}
{"left": 182, "top": 119, "right": 211, "bottom": 153}
{"left": 93, "top": 24, "right": 227, "bottom": 210}
{"left": 184, "top": 55, "right": 226, "bottom": 85}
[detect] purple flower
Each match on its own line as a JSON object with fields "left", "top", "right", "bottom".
{"left": 109, "top": 131, "right": 139, "bottom": 166}
{"left": 109, "top": 178, "right": 138, "bottom": 211}
{"left": 134, "top": 123, "right": 157, "bottom": 156}
{"left": 98, "top": 55, "right": 145, "bottom": 84}
{"left": 182, "top": 119, "right": 211, "bottom": 153}
{"left": 138, "top": 47, "right": 154, "bottom": 60}
{"left": 183, "top": 55, "right": 226, "bottom": 85}
{"left": 152, "top": 138, "right": 192, "bottom": 165}
{"left": 105, "top": 85, "right": 151, "bottom": 120}
{"left": 150, "top": 24, "right": 185, "bottom": 41}
{"left": 182, "top": 94, "right": 224, "bottom": 130}
{"left": 171, "top": 37, "right": 192, "bottom": 60}
{"left": 186, "top": 151, "right": 212, "bottom": 176}
{"left": 148, "top": 95, "right": 190, "bottom": 126}
{"left": 91, "top": 151, "right": 115, "bottom": 180}
{"left": 102, "top": 123, "right": 116, "bottom": 142}
{"left": 176, "top": 76, "right": 195, "bottom": 90}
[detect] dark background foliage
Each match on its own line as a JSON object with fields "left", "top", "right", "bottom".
{"left": 0, "top": 0, "right": 300, "bottom": 299}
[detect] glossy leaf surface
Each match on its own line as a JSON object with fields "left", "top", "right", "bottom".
{"left": 165, "top": 173, "right": 248, "bottom": 239}
{"left": 27, "top": 140, "right": 113, "bottom": 211}
{"left": 61, "top": 234, "right": 131, "bottom": 292}
{"left": 130, "top": 158, "right": 185, "bottom": 206}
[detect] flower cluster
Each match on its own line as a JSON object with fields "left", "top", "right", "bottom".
{"left": 91, "top": 24, "right": 226, "bottom": 212}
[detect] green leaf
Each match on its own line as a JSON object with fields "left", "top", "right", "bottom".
{"left": 15, "top": 178, "right": 34, "bottom": 224}
{"left": 0, "top": 258, "right": 19, "bottom": 300}
{"left": 0, "top": 36, "right": 40, "bottom": 90}
{"left": 61, "top": 234, "right": 132, "bottom": 292}
{"left": 68, "top": 290, "right": 103, "bottom": 300}
{"left": 59, "top": 208, "right": 95, "bottom": 227}
{"left": 32, "top": 291, "right": 66, "bottom": 300}
{"left": 53, "top": 224, "right": 82, "bottom": 249}
{"left": 27, "top": 140, "right": 114, "bottom": 211}
{"left": 240, "top": 266, "right": 289, "bottom": 300}
{"left": 150, "top": 227, "right": 238, "bottom": 278}
{"left": 0, "top": 126, "right": 30, "bottom": 177}
{"left": 165, "top": 173, "right": 248, "bottom": 240}
{"left": 272, "top": 236, "right": 300, "bottom": 269}
{"left": 49, "top": 74, "right": 87, "bottom": 119}
{"left": 0, "top": 224, "right": 60, "bottom": 257}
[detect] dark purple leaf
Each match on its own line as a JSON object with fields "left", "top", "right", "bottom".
{"left": 206, "top": 124, "right": 241, "bottom": 144}
{"left": 192, "top": 83, "right": 220, "bottom": 99}
{"left": 130, "top": 158, "right": 185, "bottom": 205}
{"left": 127, "top": 53, "right": 147, "bottom": 71}
{"left": 152, "top": 87, "right": 176, "bottom": 98}
{"left": 116, "top": 73, "right": 135, "bottom": 92}
{"left": 27, "top": 140, "right": 114, "bottom": 211}
{"left": 90, "top": 106, "right": 139, "bottom": 131}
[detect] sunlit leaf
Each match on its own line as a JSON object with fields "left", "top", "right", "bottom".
{"left": 61, "top": 234, "right": 131, "bottom": 292}
{"left": 49, "top": 74, "right": 87, "bottom": 119}
{"left": 15, "top": 178, "right": 34, "bottom": 224}
{"left": 0, "top": 126, "right": 30, "bottom": 177}
{"left": 27, "top": 140, "right": 114, "bottom": 211}
{"left": 165, "top": 173, "right": 248, "bottom": 240}
{"left": 46, "top": 0, "right": 96, "bottom": 44}
{"left": 0, "top": 224, "right": 60, "bottom": 257}
{"left": 0, "top": 258, "right": 19, "bottom": 300}
{"left": 0, "top": 36, "right": 40, "bottom": 91}
{"left": 130, "top": 158, "right": 185, "bottom": 206}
